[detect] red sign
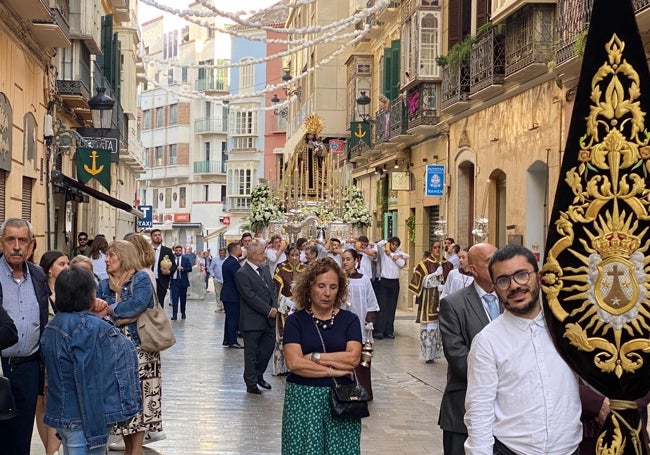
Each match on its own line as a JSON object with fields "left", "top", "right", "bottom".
{"left": 174, "top": 213, "right": 190, "bottom": 222}
{"left": 222, "top": 216, "right": 230, "bottom": 225}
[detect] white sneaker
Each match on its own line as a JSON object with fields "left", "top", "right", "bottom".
{"left": 108, "top": 433, "right": 125, "bottom": 451}
{"left": 144, "top": 430, "right": 166, "bottom": 445}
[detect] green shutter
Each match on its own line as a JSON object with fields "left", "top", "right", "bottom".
{"left": 390, "top": 39, "right": 401, "bottom": 100}
{"left": 383, "top": 48, "right": 392, "bottom": 100}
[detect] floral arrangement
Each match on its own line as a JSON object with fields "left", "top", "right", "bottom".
{"left": 247, "top": 184, "right": 283, "bottom": 231}
{"left": 297, "top": 205, "right": 335, "bottom": 223}
{"left": 342, "top": 186, "right": 371, "bottom": 227}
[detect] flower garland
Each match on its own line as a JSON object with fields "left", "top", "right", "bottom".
{"left": 247, "top": 184, "right": 283, "bottom": 230}
{"left": 342, "top": 186, "right": 371, "bottom": 228}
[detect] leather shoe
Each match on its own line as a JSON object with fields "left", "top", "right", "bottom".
{"left": 170, "top": 316, "right": 177, "bottom": 320}
{"left": 257, "top": 379, "right": 272, "bottom": 390}
{"left": 385, "top": 334, "right": 395, "bottom": 339}
{"left": 181, "top": 314, "right": 186, "bottom": 319}
{"left": 228, "top": 343, "right": 244, "bottom": 349}
{"left": 246, "top": 385, "right": 261, "bottom": 394}
{"left": 373, "top": 332, "right": 384, "bottom": 340}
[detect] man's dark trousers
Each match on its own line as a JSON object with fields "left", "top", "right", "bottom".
{"left": 242, "top": 326, "right": 275, "bottom": 386}
{"left": 170, "top": 279, "right": 188, "bottom": 317}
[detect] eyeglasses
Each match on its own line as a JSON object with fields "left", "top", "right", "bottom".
{"left": 493, "top": 270, "right": 536, "bottom": 291}
{"left": 78, "top": 237, "right": 88, "bottom": 241}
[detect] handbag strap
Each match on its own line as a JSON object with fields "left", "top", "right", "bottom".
{"left": 130, "top": 272, "right": 161, "bottom": 309}
{"left": 311, "top": 316, "right": 359, "bottom": 388}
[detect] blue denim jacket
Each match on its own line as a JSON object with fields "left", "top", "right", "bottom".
{"left": 41, "top": 311, "right": 141, "bottom": 448}
{"left": 96, "top": 270, "right": 155, "bottom": 346}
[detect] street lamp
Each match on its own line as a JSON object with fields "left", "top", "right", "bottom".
{"left": 271, "top": 94, "right": 288, "bottom": 118}
{"left": 356, "top": 91, "right": 372, "bottom": 122}
{"left": 88, "top": 87, "right": 115, "bottom": 136}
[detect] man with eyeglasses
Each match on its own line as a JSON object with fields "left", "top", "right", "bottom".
{"left": 438, "top": 242, "right": 498, "bottom": 455}
{"left": 71, "top": 232, "right": 89, "bottom": 257}
{"left": 464, "top": 245, "right": 581, "bottom": 455}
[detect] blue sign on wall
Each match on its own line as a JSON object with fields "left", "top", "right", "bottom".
{"left": 137, "top": 205, "right": 153, "bottom": 228}
{"left": 426, "top": 165, "right": 445, "bottom": 197}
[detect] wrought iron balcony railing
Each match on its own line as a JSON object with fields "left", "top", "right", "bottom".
{"left": 406, "top": 81, "right": 440, "bottom": 129}
{"left": 505, "top": 4, "right": 555, "bottom": 78}
{"left": 388, "top": 98, "right": 408, "bottom": 139}
{"left": 193, "top": 160, "right": 226, "bottom": 174}
{"left": 374, "top": 110, "right": 389, "bottom": 145}
{"left": 555, "top": 0, "right": 592, "bottom": 67}
{"left": 441, "top": 61, "right": 470, "bottom": 111}
{"left": 469, "top": 26, "right": 506, "bottom": 95}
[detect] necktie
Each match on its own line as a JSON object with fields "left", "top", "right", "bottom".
{"left": 483, "top": 294, "right": 499, "bottom": 321}
{"left": 257, "top": 267, "right": 268, "bottom": 287}
{"left": 176, "top": 257, "right": 181, "bottom": 280}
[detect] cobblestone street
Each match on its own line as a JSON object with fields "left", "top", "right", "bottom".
{"left": 32, "top": 289, "right": 447, "bottom": 454}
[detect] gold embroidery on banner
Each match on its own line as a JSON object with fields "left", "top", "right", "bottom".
{"left": 542, "top": 33, "right": 650, "bottom": 377}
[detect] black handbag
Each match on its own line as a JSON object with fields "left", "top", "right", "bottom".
{"left": 329, "top": 376, "right": 370, "bottom": 419}
{"left": 0, "top": 364, "right": 16, "bottom": 420}
{"left": 313, "top": 318, "right": 370, "bottom": 419}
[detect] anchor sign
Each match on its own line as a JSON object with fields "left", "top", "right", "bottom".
{"left": 348, "top": 121, "right": 371, "bottom": 149}
{"left": 76, "top": 147, "right": 111, "bottom": 192}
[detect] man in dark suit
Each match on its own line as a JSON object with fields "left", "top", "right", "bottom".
{"left": 438, "top": 242, "right": 498, "bottom": 455}
{"left": 221, "top": 242, "right": 243, "bottom": 348}
{"left": 151, "top": 228, "right": 173, "bottom": 304}
{"left": 0, "top": 218, "right": 50, "bottom": 454}
{"left": 169, "top": 245, "right": 193, "bottom": 320}
{"left": 235, "top": 242, "right": 277, "bottom": 394}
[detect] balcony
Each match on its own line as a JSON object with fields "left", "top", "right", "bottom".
{"left": 31, "top": 6, "right": 71, "bottom": 48}
{"left": 115, "top": 0, "right": 130, "bottom": 22}
{"left": 400, "top": 0, "right": 439, "bottom": 23}
{"left": 406, "top": 81, "right": 440, "bottom": 135}
{"left": 56, "top": 70, "right": 91, "bottom": 112}
{"left": 505, "top": 4, "right": 556, "bottom": 84}
{"left": 5, "top": 0, "right": 50, "bottom": 21}
{"left": 194, "top": 118, "right": 227, "bottom": 134}
{"left": 374, "top": 110, "right": 391, "bottom": 148}
{"left": 193, "top": 160, "right": 226, "bottom": 174}
{"left": 555, "top": 0, "right": 592, "bottom": 69}
{"left": 119, "top": 125, "right": 145, "bottom": 174}
{"left": 441, "top": 61, "right": 470, "bottom": 114}
{"left": 469, "top": 26, "right": 506, "bottom": 99}
{"left": 388, "top": 98, "right": 412, "bottom": 142}
{"left": 635, "top": 0, "right": 650, "bottom": 40}
{"left": 226, "top": 197, "right": 251, "bottom": 212}
{"left": 195, "top": 79, "right": 228, "bottom": 93}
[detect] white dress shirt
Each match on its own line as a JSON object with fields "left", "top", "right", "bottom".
{"left": 376, "top": 240, "right": 409, "bottom": 279}
{"left": 440, "top": 268, "right": 474, "bottom": 298}
{"left": 464, "top": 309, "right": 581, "bottom": 455}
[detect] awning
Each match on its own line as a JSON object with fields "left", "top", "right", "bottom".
{"left": 51, "top": 170, "right": 144, "bottom": 218}
{"left": 203, "top": 226, "right": 228, "bottom": 241}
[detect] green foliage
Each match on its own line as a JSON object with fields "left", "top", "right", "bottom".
{"left": 406, "top": 215, "right": 416, "bottom": 243}
{"left": 437, "top": 22, "right": 494, "bottom": 68}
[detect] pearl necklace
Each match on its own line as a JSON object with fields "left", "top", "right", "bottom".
{"left": 308, "top": 307, "right": 335, "bottom": 330}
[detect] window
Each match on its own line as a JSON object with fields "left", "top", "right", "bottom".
{"left": 165, "top": 188, "right": 172, "bottom": 209}
{"left": 145, "top": 148, "right": 150, "bottom": 167}
{"left": 233, "top": 137, "right": 257, "bottom": 150}
{"left": 233, "top": 111, "right": 254, "bottom": 135}
{"left": 239, "top": 58, "right": 254, "bottom": 93}
{"left": 205, "top": 101, "right": 211, "bottom": 117}
{"left": 169, "top": 104, "right": 178, "bottom": 124}
{"left": 236, "top": 169, "right": 252, "bottom": 195}
{"left": 204, "top": 184, "right": 209, "bottom": 201}
{"left": 181, "top": 66, "right": 188, "bottom": 82}
{"left": 167, "top": 68, "right": 173, "bottom": 84}
{"left": 204, "top": 142, "right": 211, "bottom": 161}
{"left": 153, "top": 189, "right": 159, "bottom": 209}
{"left": 155, "top": 107, "right": 164, "bottom": 128}
{"left": 155, "top": 146, "right": 163, "bottom": 166}
{"left": 179, "top": 187, "right": 186, "bottom": 208}
{"left": 142, "top": 110, "right": 151, "bottom": 130}
{"left": 169, "top": 144, "right": 177, "bottom": 165}
{"left": 420, "top": 12, "right": 441, "bottom": 77}
{"left": 220, "top": 185, "right": 226, "bottom": 202}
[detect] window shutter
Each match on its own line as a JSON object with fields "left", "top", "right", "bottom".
{"left": 390, "top": 40, "right": 401, "bottom": 100}
{"left": 448, "top": 0, "right": 461, "bottom": 46}
{"left": 383, "top": 47, "right": 392, "bottom": 100}
{"left": 22, "top": 177, "right": 32, "bottom": 223}
{"left": 476, "top": 0, "right": 490, "bottom": 29}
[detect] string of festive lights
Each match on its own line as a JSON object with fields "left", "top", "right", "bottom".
{"left": 139, "top": 0, "right": 391, "bottom": 36}
{"left": 142, "top": 25, "right": 369, "bottom": 71}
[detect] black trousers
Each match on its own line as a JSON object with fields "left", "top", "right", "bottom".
{"left": 376, "top": 278, "right": 399, "bottom": 336}
{"left": 0, "top": 356, "right": 40, "bottom": 455}
{"left": 442, "top": 430, "right": 467, "bottom": 455}
{"left": 241, "top": 325, "right": 275, "bottom": 386}
{"left": 222, "top": 300, "right": 240, "bottom": 346}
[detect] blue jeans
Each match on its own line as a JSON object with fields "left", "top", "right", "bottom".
{"left": 57, "top": 426, "right": 108, "bottom": 455}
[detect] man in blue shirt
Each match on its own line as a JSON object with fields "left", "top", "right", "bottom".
{"left": 209, "top": 248, "right": 226, "bottom": 312}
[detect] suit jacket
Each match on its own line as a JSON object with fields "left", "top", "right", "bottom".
{"left": 438, "top": 284, "right": 491, "bottom": 433}
{"left": 235, "top": 262, "right": 277, "bottom": 331}
{"left": 154, "top": 245, "right": 174, "bottom": 289}
{"left": 221, "top": 255, "right": 240, "bottom": 302}
{"left": 169, "top": 254, "right": 192, "bottom": 288}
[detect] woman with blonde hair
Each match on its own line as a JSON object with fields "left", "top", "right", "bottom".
{"left": 96, "top": 240, "right": 162, "bottom": 455}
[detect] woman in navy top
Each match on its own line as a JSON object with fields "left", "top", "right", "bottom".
{"left": 281, "top": 258, "right": 363, "bottom": 454}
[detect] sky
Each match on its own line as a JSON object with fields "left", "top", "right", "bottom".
{"left": 139, "top": 0, "right": 280, "bottom": 25}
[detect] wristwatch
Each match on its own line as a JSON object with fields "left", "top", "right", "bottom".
{"left": 311, "top": 352, "right": 321, "bottom": 363}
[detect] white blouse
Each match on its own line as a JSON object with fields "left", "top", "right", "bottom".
{"left": 346, "top": 274, "right": 380, "bottom": 343}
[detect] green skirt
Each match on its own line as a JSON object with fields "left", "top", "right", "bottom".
{"left": 281, "top": 382, "right": 361, "bottom": 455}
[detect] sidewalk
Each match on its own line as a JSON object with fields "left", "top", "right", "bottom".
{"left": 32, "top": 293, "right": 447, "bottom": 454}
